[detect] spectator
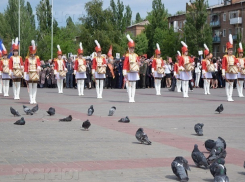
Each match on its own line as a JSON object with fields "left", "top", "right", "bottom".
{"left": 139, "top": 56, "right": 148, "bottom": 89}
{"left": 212, "top": 57, "right": 218, "bottom": 89}
{"left": 194, "top": 58, "right": 201, "bottom": 88}
{"left": 165, "top": 58, "right": 172, "bottom": 88}
{"left": 66, "top": 58, "right": 74, "bottom": 88}
{"left": 106, "top": 57, "right": 115, "bottom": 89}
{"left": 217, "top": 57, "right": 223, "bottom": 88}
{"left": 118, "top": 58, "right": 123, "bottom": 89}
{"left": 85, "top": 59, "right": 92, "bottom": 89}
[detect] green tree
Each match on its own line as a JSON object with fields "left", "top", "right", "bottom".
{"left": 135, "top": 32, "right": 148, "bottom": 55}
{"left": 184, "top": 0, "right": 212, "bottom": 55}
{"left": 135, "top": 12, "right": 143, "bottom": 23}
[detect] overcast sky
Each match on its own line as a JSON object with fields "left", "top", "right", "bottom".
{"left": 0, "top": 0, "right": 220, "bottom": 26}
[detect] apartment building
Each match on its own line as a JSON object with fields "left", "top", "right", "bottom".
{"left": 168, "top": 0, "right": 245, "bottom": 57}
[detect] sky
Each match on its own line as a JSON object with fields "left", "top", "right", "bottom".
{"left": 0, "top": 0, "right": 220, "bottom": 27}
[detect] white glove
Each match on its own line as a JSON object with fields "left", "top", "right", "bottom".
{"left": 123, "top": 70, "right": 127, "bottom": 76}
{"left": 151, "top": 68, "right": 154, "bottom": 73}
{"left": 222, "top": 69, "right": 225, "bottom": 76}
{"left": 92, "top": 69, "right": 95, "bottom": 74}
{"left": 0, "top": 71, "right": 2, "bottom": 76}
{"left": 24, "top": 72, "right": 27, "bottom": 79}
{"left": 74, "top": 70, "right": 77, "bottom": 75}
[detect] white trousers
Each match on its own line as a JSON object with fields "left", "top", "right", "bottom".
{"left": 0, "top": 79, "right": 2, "bottom": 94}
{"left": 182, "top": 80, "right": 189, "bottom": 98}
{"left": 195, "top": 72, "right": 201, "bottom": 87}
{"left": 128, "top": 81, "right": 136, "bottom": 102}
{"left": 96, "top": 80, "right": 104, "bottom": 98}
{"left": 3, "top": 80, "right": 10, "bottom": 96}
{"left": 57, "top": 79, "right": 63, "bottom": 93}
{"left": 237, "top": 80, "right": 244, "bottom": 97}
{"left": 28, "top": 83, "right": 37, "bottom": 104}
{"left": 13, "top": 82, "right": 21, "bottom": 100}
{"left": 77, "top": 80, "right": 85, "bottom": 96}
{"left": 176, "top": 79, "right": 181, "bottom": 92}
{"left": 155, "top": 79, "right": 161, "bottom": 95}
{"left": 225, "top": 82, "right": 234, "bottom": 102}
{"left": 203, "top": 79, "right": 211, "bottom": 95}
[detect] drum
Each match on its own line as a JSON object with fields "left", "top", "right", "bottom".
{"left": 130, "top": 62, "right": 139, "bottom": 72}
{"left": 13, "top": 69, "right": 23, "bottom": 78}
{"left": 228, "top": 66, "right": 238, "bottom": 74}
{"left": 78, "top": 65, "right": 86, "bottom": 73}
{"left": 3, "top": 66, "right": 9, "bottom": 74}
{"left": 157, "top": 67, "right": 165, "bottom": 74}
{"left": 240, "top": 68, "right": 245, "bottom": 75}
{"left": 97, "top": 66, "right": 106, "bottom": 74}
{"left": 184, "top": 63, "right": 194, "bottom": 71}
{"left": 207, "top": 64, "right": 215, "bottom": 72}
{"left": 29, "top": 71, "right": 39, "bottom": 81}
{"left": 59, "top": 70, "right": 67, "bottom": 77}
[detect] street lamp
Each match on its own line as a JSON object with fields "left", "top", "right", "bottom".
{"left": 179, "top": 28, "right": 186, "bottom": 43}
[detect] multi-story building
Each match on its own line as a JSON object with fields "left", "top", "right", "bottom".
{"left": 168, "top": 0, "right": 245, "bottom": 57}
{"left": 126, "top": 20, "right": 149, "bottom": 37}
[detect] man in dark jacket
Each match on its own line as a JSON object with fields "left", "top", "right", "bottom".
{"left": 139, "top": 55, "right": 148, "bottom": 89}
{"left": 66, "top": 58, "right": 74, "bottom": 88}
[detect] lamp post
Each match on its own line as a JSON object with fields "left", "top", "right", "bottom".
{"left": 51, "top": 0, "right": 53, "bottom": 59}
{"left": 179, "top": 28, "right": 186, "bottom": 43}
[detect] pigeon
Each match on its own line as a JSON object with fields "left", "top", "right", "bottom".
{"left": 59, "top": 115, "right": 72, "bottom": 122}
{"left": 216, "top": 137, "right": 226, "bottom": 149}
{"left": 31, "top": 104, "right": 38, "bottom": 113}
{"left": 118, "top": 116, "right": 130, "bottom": 123}
{"left": 135, "top": 128, "right": 152, "bottom": 145}
{"left": 23, "top": 105, "right": 33, "bottom": 115}
{"left": 108, "top": 106, "right": 116, "bottom": 116}
{"left": 210, "top": 158, "right": 226, "bottom": 177}
{"left": 14, "top": 117, "right": 25, "bottom": 125}
{"left": 207, "top": 146, "right": 227, "bottom": 162}
{"left": 191, "top": 144, "right": 209, "bottom": 169}
{"left": 194, "top": 123, "right": 204, "bottom": 136}
{"left": 10, "top": 107, "right": 21, "bottom": 117}
{"left": 87, "top": 105, "right": 94, "bottom": 116}
{"left": 213, "top": 164, "right": 229, "bottom": 182}
{"left": 82, "top": 120, "right": 91, "bottom": 130}
{"left": 171, "top": 156, "right": 190, "bottom": 182}
{"left": 47, "top": 107, "right": 55, "bottom": 116}
{"left": 215, "top": 104, "right": 224, "bottom": 114}
{"left": 204, "top": 139, "right": 216, "bottom": 152}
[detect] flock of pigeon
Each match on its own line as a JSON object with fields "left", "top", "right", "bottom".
{"left": 9, "top": 102, "right": 242, "bottom": 181}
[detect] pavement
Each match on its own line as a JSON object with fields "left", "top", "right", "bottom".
{"left": 0, "top": 86, "right": 245, "bottom": 182}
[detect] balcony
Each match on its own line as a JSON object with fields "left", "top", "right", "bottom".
{"left": 230, "top": 17, "right": 242, "bottom": 24}
{"left": 213, "top": 36, "right": 221, "bottom": 43}
{"left": 233, "top": 34, "right": 237, "bottom": 40}
{"left": 210, "top": 21, "right": 220, "bottom": 27}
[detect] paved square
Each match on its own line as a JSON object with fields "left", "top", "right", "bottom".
{"left": 0, "top": 87, "right": 245, "bottom": 182}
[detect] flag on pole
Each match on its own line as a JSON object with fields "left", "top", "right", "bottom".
{"left": 107, "top": 45, "right": 112, "bottom": 57}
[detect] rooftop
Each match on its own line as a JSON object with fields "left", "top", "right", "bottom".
{"left": 127, "top": 20, "right": 149, "bottom": 28}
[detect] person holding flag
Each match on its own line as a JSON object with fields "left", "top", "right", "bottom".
{"left": 54, "top": 45, "right": 67, "bottom": 94}
{"left": 0, "top": 43, "right": 11, "bottom": 97}
{"left": 222, "top": 34, "right": 239, "bottom": 102}
{"left": 74, "top": 42, "right": 87, "bottom": 96}
{"left": 123, "top": 34, "right": 140, "bottom": 103}
{"left": 152, "top": 43, "right": 165, "bottom": 95}
{"left": 236, "top": 42, "right": 245, "bottom": 97}
{"left": 9, "top": 37, "right": 24, "bottom": 100}
{"left": 24, "top": 40, "right": 41, "bottom": 104}
{"left": 92, "top": 40, "right": 107, "bottom": 98}
{"left": 106, "top": 45, "right": 115, "bottom": 89}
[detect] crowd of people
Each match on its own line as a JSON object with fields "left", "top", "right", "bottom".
{"left": 0, "top": 34, "right": 244, "bottom": 103}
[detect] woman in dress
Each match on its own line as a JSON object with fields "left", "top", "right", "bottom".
{"left": 92, "top": 40, "right": 107, "bottom": 98}
{"left": 54, "top": 45, "right": 67, "bottom": 94}
{"left": 24, "top": 40, "right": 41, "bottom": 104}
{"left": 123, "top": 34, "right": 140, "bottom": 103}
{"left": 0, "top": 43, "right": 11, "bottom": 96}
{"left": 9, "top": 37, "right": 24, "bottom": 100}
{"left": 152, "top": 43, "right": 164, "bottom": 95}
{"left": 194, "top": 57, "right": 201, "bottom": 88}
{"left": 74, "top": 42, "right": 87, "bottom": 96}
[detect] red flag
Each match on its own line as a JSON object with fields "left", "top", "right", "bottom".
{"left": 107, "top": 45, "right": 112, "bottom": 57}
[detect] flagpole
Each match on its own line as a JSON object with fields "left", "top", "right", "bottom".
{"left": 51, "top": 0, "right": 53, "bottom": 60}
{"left": 18, "top": 0, "right": 20, "bottom": 54}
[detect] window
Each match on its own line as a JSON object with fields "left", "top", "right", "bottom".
{"left": 223, "top": 29, "right": 226, "bottom": 37}
{"left": 229, "top": 10, "right": 240, "bottom": 19}
{"left": 223, "top": 46, "right": 226, "bottom": 53}
{"left": 179, "top": 21, "right": 182, "bottom": 29}
{"left": 229, "top": 29, "right": 232, "bottom": 35}
{"left": 223, "top": 13, "right": 226, "bottom": 21}
{"left": 235, "top": 27, "right": 241, "bottom": 35}
{"left": 217, "top": 46, "right": 220, "bottom": 53}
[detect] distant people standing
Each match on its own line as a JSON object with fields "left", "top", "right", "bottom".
{"left": 66, "top": 58, "right": 74, "bottom": 88}
{"left": 139, "top": 55, "right": 147, "bottom": 89}
{"left": 194, "top": 58, "right": 201, "bottom": 88}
